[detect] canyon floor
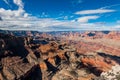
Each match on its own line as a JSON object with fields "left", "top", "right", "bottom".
{"left": 0, "top": 31, "right": 120, "bottom": 80}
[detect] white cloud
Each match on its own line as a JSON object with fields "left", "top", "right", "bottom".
{"left": 0, "top": 0, "right": 29, "bottom": 21}
{"left": 0, "top": 0, "right": 32, "bottom": 30}
{"left": 76, "top": 16, "right": 99, "bottom": 23}
{"left": 0, "top": 0, "right": 119, "bottom": 31}
{"left": 1, "top": 17, "right": 119, "bottom": 31}
{"left": 0, "top": 8, "right": 29, "bottom": 20}
{"left": 75, "top": 9, "right": 116, "bottom": 15}
{"left": 13, "top": 0, "right": 24, "bottom": 9}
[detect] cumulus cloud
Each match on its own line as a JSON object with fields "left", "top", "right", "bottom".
{"left": 0, "top": 0, "right": 29, "bottom": 20}
{"left": 0, "top": 0, "right": 31, "bottom": 30}
{"left": 76, "top": 16, "right": 99, "bottom": 23}
{"left": 0, "top": 8, "right": 28, "bottom": 20}
{"left": 75, "top": 9, "right": 115, "bottom": 15}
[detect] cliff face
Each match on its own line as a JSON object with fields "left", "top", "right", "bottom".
{"left": 0, "top": 33, "right": 40, "bottom": 80}
{"left": 0, "top": 33, "right": 29, "bottom": 57}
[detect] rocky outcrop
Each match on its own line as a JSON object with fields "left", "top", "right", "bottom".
{"left": 1, "top": 57, "right": 35, "bottom": 80}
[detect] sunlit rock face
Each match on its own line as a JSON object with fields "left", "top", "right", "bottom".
{"left": 94, "top": 65, "right": 120, "bottom": 80}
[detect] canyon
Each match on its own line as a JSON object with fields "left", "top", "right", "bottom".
{"left": 0, "top": 30, "right": 120, "bottom": 80}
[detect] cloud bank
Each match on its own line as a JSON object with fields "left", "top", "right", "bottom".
{"left": 75, "top": 9, "right": 116, "bottom": 15}
{"left": 76, "top": 16, "right": 99, "bottom": 23}
{"left": 0, "top": 0, "right": 119, "bottom": 31}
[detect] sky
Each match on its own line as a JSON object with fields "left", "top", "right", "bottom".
{"left": 0, "top": 0, "right": 120, "bottom": 31}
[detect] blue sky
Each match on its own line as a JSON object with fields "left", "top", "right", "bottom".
{"left": 0, "top": 0, "right": 120, "bottom": 31}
